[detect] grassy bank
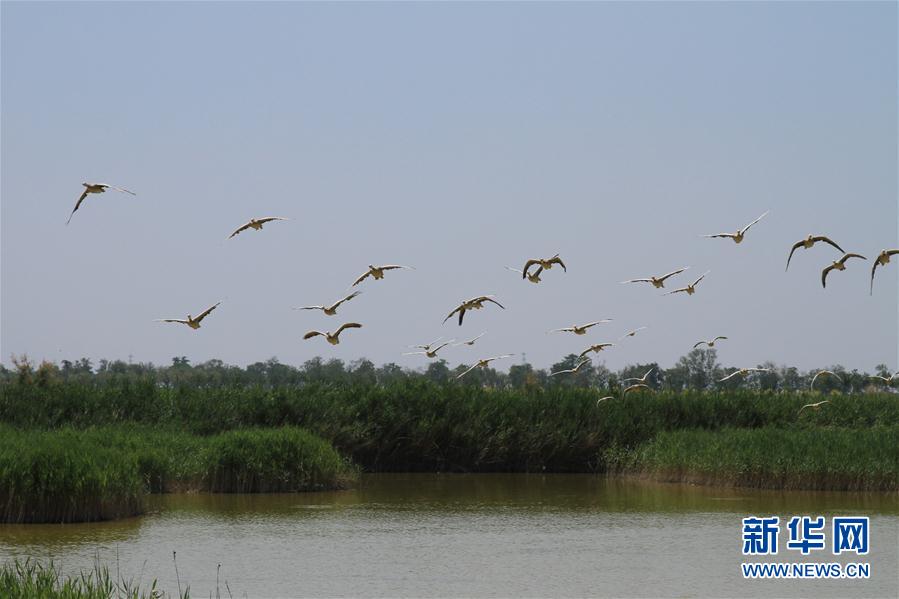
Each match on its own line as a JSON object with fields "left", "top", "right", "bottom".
{"left": 0, "top": 426, "right": 357, "bottom": 523}
{"left": 610, "top": 426, "right": 899, "bottom": 491}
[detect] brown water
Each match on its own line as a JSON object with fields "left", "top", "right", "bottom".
{"left": 2, "top": 474, "right": 897, "bottom": 597}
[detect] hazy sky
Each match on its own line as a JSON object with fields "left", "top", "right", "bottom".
{"left": 2, "top": 2, "right": 896, "bottom": 373}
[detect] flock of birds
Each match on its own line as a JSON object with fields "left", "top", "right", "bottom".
{"left": 67, "top": 184, "right": 897, "bottom": 412}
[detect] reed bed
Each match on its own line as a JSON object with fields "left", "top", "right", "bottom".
{"left": 0, "top": 426, "right": 356, "bottom": 523}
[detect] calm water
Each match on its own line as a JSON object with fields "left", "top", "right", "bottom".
{"left": 1, "top": 474, "right": 897, "bottom": 598}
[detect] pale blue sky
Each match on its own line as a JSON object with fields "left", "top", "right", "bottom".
{"left": 2, "top": 2, "right": 896, "bottom": 372}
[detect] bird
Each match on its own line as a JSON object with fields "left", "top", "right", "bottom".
{"left": 549, "top": 320, "right": 612, "bottom": 335}
{"left": 821, "top": 253, "right": 866, "bottom": 288}
{"left": 352, "top": 264, "right": 413, "bottom": 287}
{"left": 454, "top": 332, "right": 486, "bottom": 347}
{"left": 595, "top": 396, "right": 615, "bottom": 406}
{"left": 665, "top": 271, "right": 710, "bottom": 296}
{"left": 409, "top": 337, "right": 445, "bottom": 351}
{"left": 303, "top": 323, "right": 362, "bottom": 345}
{"left": 294, "top": 291, "right": 361, "bottom": 316}
{"left": 618, "top": 327, "right": 647, "bottom": 341}
{"left": 443, "top": 296, "right": 505, "bottom": 326}
{"left": 228, "top": 217, "right": 288, "bottom": 238}
{"left": 623, "top": 368, "right": 654, "bottom": 384}
{"left": 869, "top": 374, "right": 896, "bottom": 385}
{"left": 718, "top": 367, "right": 771, "bottom": 382}
{"left": 870, "top": 249, "right": 899, "bottom": 294}
{"left": 578, "top": 343, "right": 614, "bottom": 358}
{"left": 403, "top": 341, "right": 453, "bottom": 359}
{"left": 785, "top": 235, "right": 845, "bottom": 271}
{"left": 505, "top": 266, "right": 543, "bottom": 283}
{"left": 621, "top": 267, "right": 689, "bottom": 289}
{"left": 702, "top": 211, "right": 769, "bottom": 244}
{"left": 522, "top": 254, "right": 566, "bottom": 278}
{"left": 155, "top": 302, "right": 221, "bottom": 330}
{"left": 622, "top": 383, "right": 651, "bottom": 397}
{"left": 798, "top": 400, "right": 830, "bottom": 415}
{"left": 66, "top": 183, "right": 136, "bottom": 225}
{"left": 456, "top": 355, "right": 514, "bottom": 380}
{"left": 694, "top": 336, "right": 728, "bottom": 349}
{"left": 550, "top": 359, "right": 592, "bottom": 376}
{"left": 810, "top": 370, "right": 842, "bottom": 390}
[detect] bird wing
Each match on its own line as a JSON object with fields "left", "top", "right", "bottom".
{"left": 870, "top": 260, "right": 882, "bottom": 295}
{"left": 841, "top": 253, "right": 867, "bottom": 264}
{"left": 718, "top": 371, "right": 740, "bottom": 382}
{"left": 665, "top": 287, "right": 687, "bottom": 296}
{"left": 521, "top": 259, "right": 541, "bottom": 277}
{"left": 303, "top": 331, "right": 324, "bottom": 340}
{"left": 432, "top": 342, "right": 452, "bottom": 353}
{"left": 692, "top": 271, "right": 710, "bottom": 286}
{"left": 713, "top": 336, "right": 728, "bottom": 342}
{"left": 658, "top": 267, "right": 689, "bottom": 281}
{"left": 550, "top": 368, "right": 573, "bottom": 376}
{"left": 380, "top": 264, "right": 412, "bottom": 271}
{"left": 812, "top": 236, "right": 845, "bottom": 253}
{"left": 642, "top": 368, "right": 654, "bottom": 379}
{"left": 821, "top": 264, "right": 836, "bottom": 288}
{"left": 331, "top": 290, "right": 362, "bottom": 310}
{"left": 693, "top": 341, "right": 707, "bottom": 349}
{"left": 295, "top": 306, "right": 324, "bottom": 311}
{"left": 578, "top": 347, "right": 593, "bottom": 358}
{"left": 66, "top": 189, "right": 90, "bottom": 225}
{"left": 623, "top": 384, "right": 648, "bottom": 396}
{"left": 352, "top": 270, "right": 372, "bottom": 287}
{"left": 194, "top": 302, "right": 221, "bottom": 322}
{"left": 581, "top": 322, "right": 601, "bottom": 329}
{"left": 482, "top": 297, "right": 505, "bottom": 309}
{"left": 785, "top": 240, "right": 806, "bottom": 271}
{"left": 549, "top": 255, "right": 567, "bottom": 271}
{"left": 443, "top": 306, "right": 462, "bottom": 325}
{"left": 739, "top": 210, "right": 769, "bottom": 234}
{"left": 703, "top": 233, "right": 736, "bottom": 239}
{"left": 335, "top": 322, "right": 363, "bottom": 336}
{"left": 256, "top": 216, "right": 288, "bottom": 224}
{"left": 550, "top": 328, "right": 575, "bottom": 333}
{"left": 106, "top": 185, "right": 136, "bottom": 195}
{"left": 505, "top": 266, "right": 523, "bottom": 275}
{"left": 228, "top": 222, "right": 253, "bottom": 238}
{"left": 456, "top": 364, "right": 478, "bottom": 379}
{"left": 155, "top": 319, "right": 189, "bottom": 324}
{"left": 402, "top": 351, "right": 426, "bottom": 356}
{"left": 622, "top": 278, "right": 653, "bottom": 284}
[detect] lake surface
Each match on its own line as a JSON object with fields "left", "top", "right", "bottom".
{"left": 2, "top": 474, "right": 897, "bottom": 598}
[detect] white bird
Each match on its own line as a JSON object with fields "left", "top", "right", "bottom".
{"left": 622, "top": 383, "right": 651, "bottom": 397}
{"left": 870, "top": 249, "right": 899, "bottom": 294}
{"left": 785, "top": 235, "right": 845, "bottom": 271}
{"left": 694, "top": 336, "right": 728, "bottom": 349}
{"left": 621, "top": 267, "right": 689, "bottom": 289}
{"left": 294, "top": 291, "right": 361, "bottom": 316}
{"left": 522, "top": 254, "right": 566, "bottom": 278}
{"left": 702, "top": 211, "right": 769, "bottom": 244}
{"left": 403, "top": 341, "right": 453, "bottom": 359}
{"left": 618, "top": 327, "right": 647, "bottom": 341}
{"left": 456, "top": 355, "right": 514, "bottom": 380}
{"left": 869, "top": 374, "right": 897, "bottom": 385}
{"left": 798, "top": 400, "right": 830, "bottom": 415}
{"left": 155, "top": 302, "right": 221, "bottom": 330}
{"left": 66, "top": 182, "right": 136, "bottom": 225}
{"left": 810, "top": 370, "right": 842, "bottom": 390}
{"left": 550, "top": 359, "right": 592, "bottom": 376}
{"left": 550, "top": 320, "right": 612, "bottom": 335}
{"left": 821, "top": 253, "right": 866, "bottom": 288}
{"left": 228, "top": 217, "right": 288, "bottom": 238}
{"left": 718, "top": 367, "right": 771, "bottom": 383}
{"left": 352, "top": 264, "right": 413, "bottom": 287}
{"left": 303, "top": 323, "right": 362, "bottom": 345}
{"left": 579, "top": 343, "right": 614, "bottom": 358}
{"left": 444, "top": 296, "right": 505, "bottom": 326}
{"left": 665, "top": 271, "right": 710, "bottom": 296}
{"left": 623, "top": 368, "right": 654, "bottom": 384}
{"left": 454, "top": 332, "right": 486, "bottom": 347}
{"left": 506, "top": 266, "right": 543, "bottom": 284}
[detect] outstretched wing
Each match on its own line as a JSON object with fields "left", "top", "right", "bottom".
{"left": 713, "top": 336, "right": 728, "bottom": 343}
{"left": 456, "top": 364, "right": 478, "bottom": 380}
{"left": 335, "top": 322, "right": 363, "bottom": 336}
{"left": 295, "top": 305, "right": 325, "bottom": 311}
{"left": 739, "top": 210, "right": 769, "bottom": 234}
{"left": 665, "top": 287, "right": 687, "bottom": 296}
{"left": 813, "top": 236, "right": 845, "bottom": 254}
{"left": 331, "top": 290, "right": 362, "bottom": 310}
{"left": 303, "top": 331, "right": 324, "bottom": 340}
{"left": 443, "top": 306, "right": 462, "bottom": 325}
{"left": 692, "top": 271, "right": 710, "bottom": 286}
{"left": 658, "top": 267, "right": 689, "bottom": 282}
{"left": 381, "top": 264, "right": 413, "bottom": 271}
{"left": 841, "top": 253, "right": 866, "bottom": 264}
{"left": 505, "top": 266, "right": 523, "bottom": 275}
{"left": 108, "top": 185, "right": 136, "bottom": 195}
{"left": 352, "top": 270, "right": 372, "bottom": 287}
{"left": 693, "top": 341, "right": 707, "bottom": 349}
{"left": 228, "top": 222, "right": 253, "bottom": 238}
{"left": 549, "top": 255, "right": 566, "bottom": 271}
{"left": 66, "top": 189, "right": 90, "bottom": 225}
{"left": 521, "top": 259, "right": 541, "bottom": 278}
{"left": 870, "top": 260, "right": 882, "bottom": 295}
{"left": 155, "top": 318, "right": 189, "bottom": 324}
{"left": 194, "top": 302, "right": 221, "bottom": 323}
{"left": 256, "top": 216, "right": 289, "bottom": 224}
{"left": 821, "top": 264, "right": 836, "bottom": 288}
{"left": 718, "top": 371, "right": 741, "bottom": 382}
{"left": 622, "top": 278, "right": 653, "bottom": 284}
{"left": 785, "top": 240, "right": 805, "bottom": 271}
{"left": 482, "top": 297, "right": 505, "bottom": 309}
{"left": 703, "top": 233, "right": 736, "bottom": 240}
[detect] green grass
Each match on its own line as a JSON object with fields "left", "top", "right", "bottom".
{"left": 614, "top": 426, "right": 899, "bottom": 491}
{"left": 0, "top": 426, "right": 357, "bottom": 523}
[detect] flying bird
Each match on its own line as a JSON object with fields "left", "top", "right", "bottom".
{"left": 550, "top": 359, "right": 592, "bottom": 376}
{"left": 810, "top": 370, "right": 842, "bottom": 390}
{"left": 694, "top": 336, "right": 728, "bottom": 349}
{"left": 506, "top": 266, "right": 543, "bottom": 284}
{"left": 798, "top": 400, "right": 830, "bottom": 415}
{"left": 228, "top": 217, "right": 288, "bottom": 238}
{"left": 665, "top": 271, "right": 710, "bottom": 296}
{"left": 303, "top": 323, "right": 362, "bottom": 345}
{"left": 821, "top": 253, "right": 866, "bottom": 288}
{"left": 294, "top": 291, "right": 361, "bottom": 316}
{"left": 549, "top": 320, "right": 612, "bottom": 335}
{"left": 621, "top": 267, "right": 689, "bottom": 289}
{"left": 622, "top": 383, "right": 651, "bottom": 397}
{"left": 454, "top": 332, "right": 486, "bottom": 347}
{"left": 522, "top": 254, "right": 566, "bottom": 278}
{"left": 578, "top": 343, "right": 614, "bottom": 358}
{"left": 352, "top": 264, "right": 413, "bottom": 286}
{"left": 785, "top": 235, "right": 845, "bottom": 271}
{"left": 870, "top": 249, "right": 899, "bottom": 294}
{"left": 623, "top": 368, "right": 654, "bottom": 384}
{"left": 66, "top": 182, "right": 136, "bottom": 225}
{"left": 155, "top": 301, "right": 221, "bottom": 330}
{"left": 444, "top": 296, "right": 505, "bottom": 326}
{"left": 403, "top": 341, "right": 453, "bottom": 359}
{"left": 870, "top": 374, "right": 897, "bottom": 385}
{"left": 702, "top": 211, "right": 769, "bottom": 244}
{"left": 718, "top": 367, "right": 771, "bottom": 383}
{"left": 618, "top": 327, "right": 647, "bottom": 341}
{"left": 456, "top": 355, "right": 514, "bottom": 380}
